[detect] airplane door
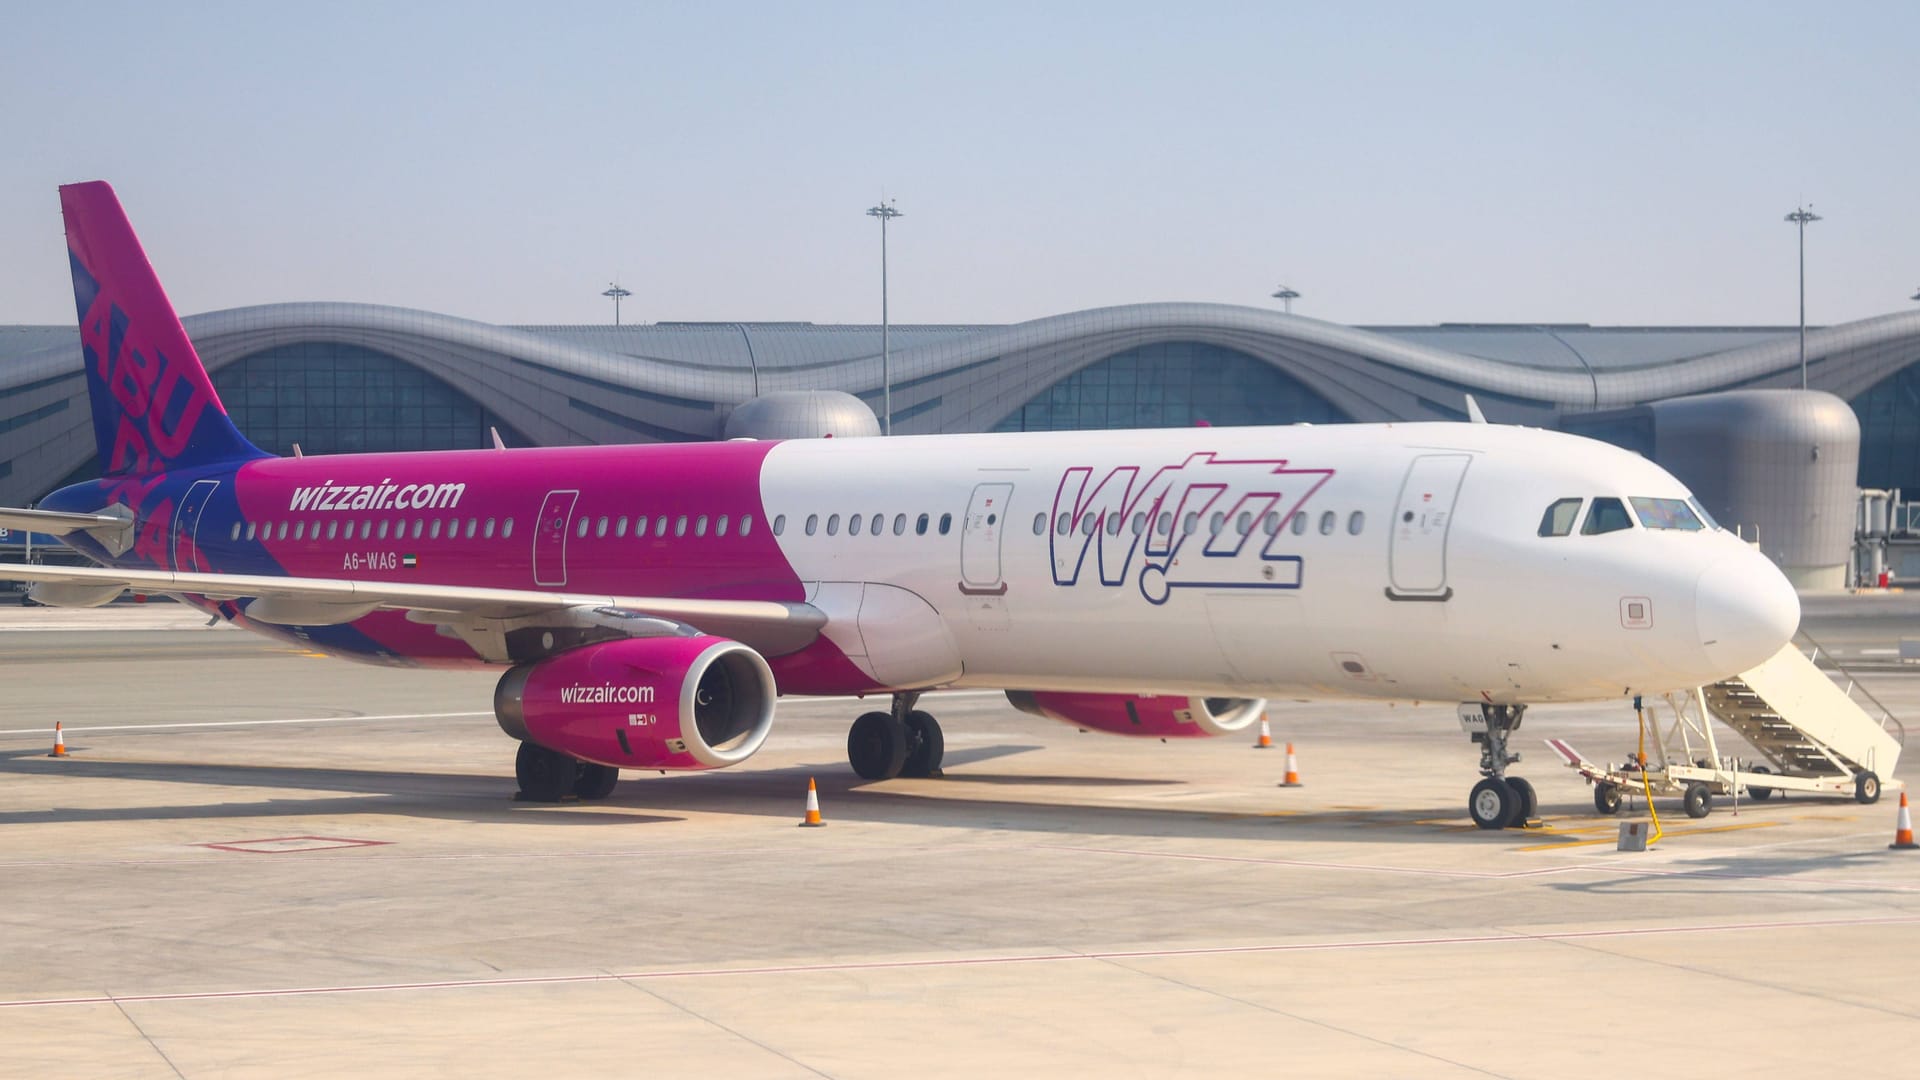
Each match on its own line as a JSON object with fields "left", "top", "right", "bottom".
{"left": 171, "top": 479, "right": 220, "bottom": 572}
{"left": 534, "top": 489, "right": 578, "bottom": 587}
{"left": 1388, "top": 454, "right": 1472, "bottom": 600}
{"left": 960, "top": 482, "right": 1013, "bottom": 593}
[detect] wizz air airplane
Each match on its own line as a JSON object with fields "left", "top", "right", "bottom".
{"left": 1, "top": 182, "right": 1801, "bottom": 829}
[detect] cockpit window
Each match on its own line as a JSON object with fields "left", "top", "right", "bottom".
{"left": 1687, "top": 498, "right": 1718, "bottom": 531}
{"left": 1630, "top": 497, "right": 1706, "bottom": 531}
{"left": 1537, "top": 498, "right": 1583, "bottom": 537}
{"left": 1581, "top": 497, "right": 1634, "bottom": 535}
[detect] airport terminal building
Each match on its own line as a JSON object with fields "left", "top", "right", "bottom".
{"left": 3, "top": 302, "right": 1919, "bottom": 585}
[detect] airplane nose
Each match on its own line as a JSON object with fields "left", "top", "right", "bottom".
{"left": 1693, "top": 552, "right": 1800, "bottom": 677}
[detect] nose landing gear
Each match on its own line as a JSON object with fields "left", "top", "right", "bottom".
{"left": 1462, "top": 703, "right": 1535, "bottom": 829}
{"left": 847, "top": 691, "right": 946, "bottom": 780}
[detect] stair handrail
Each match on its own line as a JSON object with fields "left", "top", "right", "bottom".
{"left": 1796, "top": 628, "right": 1908, "bottom": 747}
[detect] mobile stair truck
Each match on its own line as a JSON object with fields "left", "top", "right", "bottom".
{"left": 1546, "top": 634, "right": 1905, "bottom": 819}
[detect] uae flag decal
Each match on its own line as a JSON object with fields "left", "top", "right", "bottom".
{"left": 402, "top": 553, "right": 418, "bottom": 569}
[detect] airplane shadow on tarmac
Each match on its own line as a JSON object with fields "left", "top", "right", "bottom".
{"left": 0, "top": 743, "right": 1518, "bottom": 843}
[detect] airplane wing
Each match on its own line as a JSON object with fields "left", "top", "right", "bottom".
{"left": 0, "top": 562, "right": 825, "bottom": 661}
{"left": 0, "top": 507, "right": 133, "bottom": 537}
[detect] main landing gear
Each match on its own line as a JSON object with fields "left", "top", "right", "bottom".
{"left": 847, "top": 692, "right": 945, "bottom": 781}
{"left": 514, "top": 741, "right": 620, "bottom": 803}
{"left": 1464, "top": 703, "right": 1536, "bottom": 830}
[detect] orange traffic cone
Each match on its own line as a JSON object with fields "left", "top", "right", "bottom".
{"left": 798, "top": 777, "right": 826, "bottom": 827}
{"left": 1253, "top": 715, "right": 1274, "bottom": 749}
{"left": 48, "top": 721, "right": 68, "bottom": 758}
{"left": 1891, "top": 791, "right": 1918, "bottom": 850}
{"left": 1279, "top": 742, "right": 1303, "bottom": 787}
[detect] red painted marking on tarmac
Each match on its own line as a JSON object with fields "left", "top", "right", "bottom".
{"left": 2, "top": 914, "right": 1916, "bottom": 1011}
{"left": 198, "top": 836, "right": 391, "bottom": 854}
{"left": 1043, "top": 844, "right": 1585, "bottom": 880}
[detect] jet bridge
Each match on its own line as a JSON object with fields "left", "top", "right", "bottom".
{"left": 1548, "top": 634, "right": 1905, "bottom": 818}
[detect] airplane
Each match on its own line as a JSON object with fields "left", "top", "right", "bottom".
{"left": 0, "top": 181, "right": 1800, "bottom": 829}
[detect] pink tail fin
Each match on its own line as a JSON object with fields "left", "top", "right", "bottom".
{"left": 60, "top": 181, "right": 265, "bottom": 475}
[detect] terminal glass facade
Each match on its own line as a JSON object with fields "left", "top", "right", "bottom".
{"left": 212, "top": 343, "right": 523, "bottom": 455}
{"left": 990, "top": 342, "right": 1348, "bottom": 433}
{"left": 1852, "top": 360, "right": 1920, "bottom": 491}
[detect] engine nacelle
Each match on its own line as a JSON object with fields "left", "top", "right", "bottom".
{"left": 495, "top": 636, "right": 776, "bottom": 770}
{"left": 1006, "top": 691, "right": 1266, "bottom": 739}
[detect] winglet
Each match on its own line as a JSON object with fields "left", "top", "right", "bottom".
{"left": 1464, "top": 394, "right": 1488, "bottom": 424}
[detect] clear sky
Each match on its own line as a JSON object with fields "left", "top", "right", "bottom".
{"left": 2, "top": 1, "right": 1913, "bottom": 329}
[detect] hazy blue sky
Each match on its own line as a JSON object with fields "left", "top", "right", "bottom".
{"left": 2, "top": 2, "right": 1914, "bottom": 328}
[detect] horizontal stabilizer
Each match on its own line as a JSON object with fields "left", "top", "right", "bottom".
{"left": 0, "top": 506, "right": 133, "bottom": 537}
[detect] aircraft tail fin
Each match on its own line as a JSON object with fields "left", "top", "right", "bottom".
{"left": 59, "top": 181, "right": 267, "bottom": 477}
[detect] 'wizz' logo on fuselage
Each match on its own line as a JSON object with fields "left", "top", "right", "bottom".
{"left": 1049, "top": 452, "right": 1334, "bottom": 604}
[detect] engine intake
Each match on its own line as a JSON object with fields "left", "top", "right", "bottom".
{"left": 1006, "top": 691, "right": 1266, "bottom": 738}
{"left": 496, "top": 636, "right": 776, "bottom": 770}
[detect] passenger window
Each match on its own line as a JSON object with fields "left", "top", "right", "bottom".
{"left": 771, "top": 514, "right": 785, "bottom": 536}
{"left": 1157, "top": 512, "right": 1172, "bottom": 536}
{"left": 503, "top": 518, "right": 515, "bottom": 539}
{"left": 805, "top": 514, "right": 818, "bottom": 536}
{"left": 593, "top": 517, "right": 607, "bottom": 538}
{"left": 939, "top": 513, "right": 952, "bottom": 535}
{"left": 1290, "top": 512, "right": 1307, "bottom": 536}
{"left": 294, "top": 522, "right": 306, "bottom": 540}
{"left": 1319, "top": 510, "right": 1336, "bottom": 535}
{"left": 655, "top": 516, "right": 668, "bottom": 537}
{"left": 1106, "top": 513, "right": 1121, "bottom": 536}
{"left": 1080, "top": 514, "right": 1096, "bottom": 537}
{"left": 1210, "top": 512, "right": 1225, "bottom": 535}
{"left": 893, "top": 513, "right": 907, "bottom": 536}
{"left": 614, "top": 517, "right": 627, "bottom": 538}
{"left": 849, "top": 513, "right": 864, "bottom": 536}
{"left": 467, "top": 519, "right": 478, "bottom": 539}
{"left": 915, "top": 513, "right": 929, "bottom": 535}
{"left": 429, "top": 520, "right": 442, "bottom": 539}
{"left": 1347, "top": 511, "right": 1365, "bottom": 535}
{"left": 1132, "top": 512, "right": 1146, "bottom": 535}
{"left": 274, "top": 521, "right": 287, "bottom": 540}
{"left": 326, "top": 521, "right": 339, "bottom": 540}
{"left": 695, "top": 515, "right": 708, "bottom": 537}
{"left": 1237, "top": 512, "right": 1251, "bottom": 535}
{"left": 1033, "top": 513, "right": 1046, "bottom": 536}
{"left": 576, "top": 518, "right": 590, "bottom": 538}
{"left": 1056, "top": 512, "right": 1071, "bottom": 535}
{"left": 1183, "top": 513, "right": 1198, "bottom": 535}
{"left": 827, "top": 514, "right": 841, "bottom": 536}
{"left": 1538, "top": 498, "right": 1583, "bottom": 537}
{"left": 717, "top": 515, "right": 729, "bottom": 537}
{"left": 1264, "top": 512, "right": 1280, "bottom": 536}
{"left": 740, "top": 515, "right": 753, "bottom": 536}
{"left": 675, "top": 515, "right": 689, "bottom": 537}
{"left": 1581, "top": 497, "right": 1635, "bottom": 535}
{"left": 483, "top": 518, "right": 495, "bottom": 539}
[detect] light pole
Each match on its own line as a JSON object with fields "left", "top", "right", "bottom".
{"left": 866, "top": 200, "right": 902, "bottom": 434}
{"left": 601, "top": 283, "right": 632, "bottom": 327}
{"left": 1910, "top": 287, "right": 1920, "bottom": 303}
{"left": 1785, "top": 206, "right": 1820, "bottom": 390}
{"left": 1270, "top": 285, "right": 1301, "bottom": 314}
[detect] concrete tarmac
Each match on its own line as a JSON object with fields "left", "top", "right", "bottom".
{"left": 1, "top": 606, "right": 1918, "bottom": 1078}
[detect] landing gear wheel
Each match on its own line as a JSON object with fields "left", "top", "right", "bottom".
{"left": 1506, "top": 776, "right": 1538, "bottom": 824}
{"left": 848, "top": 711, "right": 909, "bottom": 780}
{"left": 515, "top": 741, "right": 577, "bottom": 802}
{"left": 1682, "top": 781, "right": 1712, "bottom": 819}
{"left": 900, "top": 711, "right": 945, "bottom": 778}
{"left": 574, "top": 763, "right": 619, "bottom": 801}
{"left": 1747, "top": 765, "right": 1773, "bottom": 802}
{"left": 1856, "top": 771, "right": 1882, "bottom": 805}
{"left": 1594, "top": 782, "right": 1623, "bottom": 816}
{"left": 1469, "top": 777, "right": 1519, "bottom": 830}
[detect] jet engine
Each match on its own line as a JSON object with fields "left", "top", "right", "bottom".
{"left": 495, "top": 635, "right": 776, "bottom": 770}
{"left": 1005, "top": 691, "right": 1266, "bottom": 738}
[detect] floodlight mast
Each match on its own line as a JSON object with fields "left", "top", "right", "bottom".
{"left": 867, "top": 200, "right": 902, "bottom": 435}
{"left": 602, "top": 283, "right": 632, "bottom": 327}
{"left": 1270, "top": 285, "right": 1301, "bottom": 315}
{"left": 1785, "top": 206, "right": 1820, "bottom": 390}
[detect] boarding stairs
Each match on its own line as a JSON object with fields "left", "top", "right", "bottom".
{"left": 1548, "top": 634, "right": 1905, "bottom": 816}
{"left": 1701, "top": 633, "right": 1905, "bottom": 798}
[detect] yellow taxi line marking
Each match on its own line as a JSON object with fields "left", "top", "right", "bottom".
{"left": 1516, "top": 820, "right": 1784, "bottom": 851}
